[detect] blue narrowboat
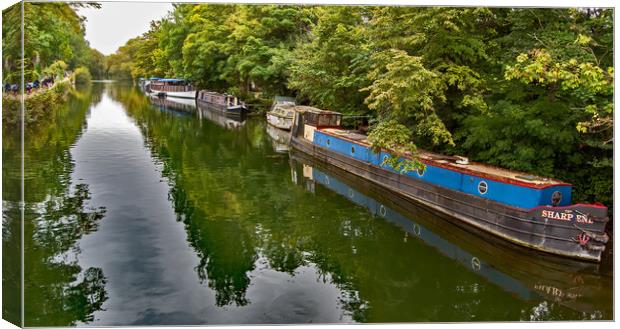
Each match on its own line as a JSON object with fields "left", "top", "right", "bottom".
{"left": 289, "top": 107, "right": 610, "bottom": 262}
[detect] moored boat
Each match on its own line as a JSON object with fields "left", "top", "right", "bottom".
{"left": 148, "top": 78, "right": 197, "bottom": 99}
{"left": 196, "top": 90, "right": 247, "bottom": 116}
{"left": 141, "top": 77, "right": 160, "bottom": 94}
{"left": 266, "top": 96, "right": 296, "bottom": 130}
{"left": 289, "top": 106, "right": 611, "bottom": 262}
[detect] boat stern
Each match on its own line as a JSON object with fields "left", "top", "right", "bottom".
{"left": 528, "top": 203, "right": 610, "bottom": 261}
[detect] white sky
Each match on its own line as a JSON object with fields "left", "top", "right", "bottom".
{"left": 79, "top": 2, "right": 173, "bottom": 55}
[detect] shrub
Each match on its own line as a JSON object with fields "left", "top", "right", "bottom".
{"left": 43, "top": 60, "right": 68, "bottom": 79}
{"left": 74, "top": 67, "right": 92, "bottom": 85}
{"left": 2, "top": 79, "right": 71, "bottom": 126}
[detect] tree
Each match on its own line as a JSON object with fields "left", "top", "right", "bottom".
{"left": 222, "top": 5, "right": 315, "bottom": 95}
{"left": 288, "top": 6, "right": 371, "bottom": 114}
{"left": 2, "top": 2, "right": 102, "bottom": 83}
{"left": 85, "top": 48, "right": 106, "bottom": 80}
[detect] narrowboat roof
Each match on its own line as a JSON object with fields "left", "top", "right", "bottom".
{"left": 320, "top": 128, "right": 569, "bottom": 188}
{"left": 199, "top": 90, "right": 237, "bottom": 97}
{"left": 159, "top": 78, "right": 186, "bottom": 82}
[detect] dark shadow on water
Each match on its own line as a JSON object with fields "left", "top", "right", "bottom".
{"left": 3, "top": 82, "right": 109, "bottom": 326}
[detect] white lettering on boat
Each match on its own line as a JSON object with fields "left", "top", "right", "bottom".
{"left": 541, "top": 210, "right": 573, "bottom": 221}
{"left": 576, "top": 214, "right": 594, "bottom": 224}
{"left": 539, "top": 210, "right": 594, "bottom": 224}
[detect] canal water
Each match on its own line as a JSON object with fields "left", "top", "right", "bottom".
{"left": 2, "top": 82, "right": 613, "bottom": 326}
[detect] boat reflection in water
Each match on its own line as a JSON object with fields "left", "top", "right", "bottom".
{"left": 197, "top": 99, "right": 247, "bottom": 130}
{"left": 148, "top": 95, "right": 247, "bottom": 130}
{"left": 265, "top": 124, "right": 291, "bottom": 153}
{"left": 289, "top": 151, "right": 612, "bottom": 318}
{"left": 148, "top": 94, "right": 197, "bottom": 115}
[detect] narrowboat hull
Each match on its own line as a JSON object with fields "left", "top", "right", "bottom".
{"left": 290, "top": 135, "right": 609, "bottom": 262}
{"left": 164, "top": 90, "right": 198, "bottom": 99}
{"left": 196, "top": 99, "right": 247, "bottom": 116}
{"left": 266, "top": 112, "right": 294, "bottom": 130}
{"left": 148, "top": 90, "right": 196, "bottom": 99}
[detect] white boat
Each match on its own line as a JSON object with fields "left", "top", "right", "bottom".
{"left": 165, "top": 90, "right": 197, "bottom": 99}
{"left": 266, "top": 96, "right": 296, "bottom": 130}
{"left": 147, "top": 78, "right": 197, "bottom": 99}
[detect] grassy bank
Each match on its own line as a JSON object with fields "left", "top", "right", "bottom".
{"left": 2, "top": 78, "right": 72, "bottom": 127}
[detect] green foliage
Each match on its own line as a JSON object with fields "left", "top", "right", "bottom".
{"left": 288, "top": 6, "right": 371, "bottom": 114}
{"left": 178, "top": 4, "right": 237, "bottom": 88}
{"left": 108, "top": 4, "right": 317, "bottom": 96}
{"left": 2, "top": 2, "right": 102, "bottom": 83}
{"left": 367, "top": 120, "right": 425, "bottom": 173}
{"left": 74, "top": 67, "right": 92, "bottom": 85}
{"left": 459, "top": 99, "right": 577, "bottom": 175}
{"left": 44, "top": 60, "right": 68, "bottom": 79}
{"left": 106, "top": 37, "right": 146, "bottom": 80}
{"left": 368, "top": 7, "right": 494, "bottom": 137}
{"left": 505, "top": 49, "right": 613, "bottom": 137}
{"left": 363, "top": 49, "right": 453, "bottom": 146}
{"left": 2, "top": 79, "right": 72, "bottom": 126}
{"left": 85, "top": 49, "right": 106, "bottom": 80}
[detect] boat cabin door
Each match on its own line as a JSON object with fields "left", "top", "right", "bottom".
{"left": 291, "top": 111, "right": 304, "bottom": 139}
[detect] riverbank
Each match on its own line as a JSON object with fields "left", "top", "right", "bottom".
{"left": 2, "top": 78, "right": 73, "bottom": 127}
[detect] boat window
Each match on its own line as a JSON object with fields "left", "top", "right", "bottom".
{"left": 351, "top": 146, "right": 356, "bottom": 154}
{"left": 304, "top": 112, "right": 318, "bottom": 125}
{"left": 333, "top": 115, "right": 341, "bottom": 127}
{"left": 326, "top": 139, "right": 331, "bottom": 146}
{"left": 478, "top": 181, "right": 488, "bottom": 195}
{"left": 318, "top": 114, "right": 332, "bottom": 126}
{"left": 417, "top": 167, "right": 425, "bottom": 177}
{"left": 551, "top": 191, "right": 562, "bottom": 206}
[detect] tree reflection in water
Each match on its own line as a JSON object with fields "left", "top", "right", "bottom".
{"left": 3, "top": 83, "right": 109, "bottom": 326}
{"left": 115, "top": 87, "right": 367, "bottom": 317}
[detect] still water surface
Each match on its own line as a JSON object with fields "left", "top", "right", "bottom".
{"left": 2, "top": 83, "right": 613, "bottom": 326}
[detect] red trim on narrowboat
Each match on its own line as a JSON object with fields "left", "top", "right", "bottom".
{"left": 317, "top": 128, "right": 572, "bottom": 190}
{"left": 528, "top": 203, "right": 609, "bottom": 211}
{"left": 418, "top": 158, "right": 573, "bottom": 190}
